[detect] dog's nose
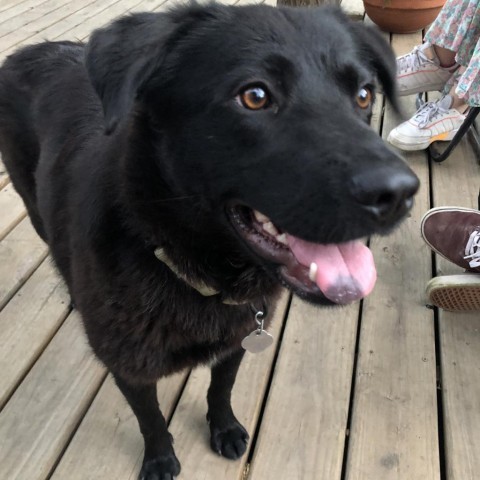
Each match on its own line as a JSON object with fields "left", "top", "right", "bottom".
{"left": 350, "top": 168, "right": 420, "bottom": 222}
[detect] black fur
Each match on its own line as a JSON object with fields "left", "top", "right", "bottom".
{"left": 0, "top": 4, "right": 418, "bottom": 479}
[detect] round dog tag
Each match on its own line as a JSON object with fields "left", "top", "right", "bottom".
{"left": 242, "top": 330, "right": 274, "bottom": 354}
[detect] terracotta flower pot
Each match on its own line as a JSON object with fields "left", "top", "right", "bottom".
{"left": 363, "top": 0, "right": 446, "bottom": 34}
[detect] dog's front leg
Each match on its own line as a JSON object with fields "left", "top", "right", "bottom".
{"left": 207, "top": 348, "right": 250, "bottom": 460}
{"left": 114, "top": 375, "right": 180, "bottom": 480}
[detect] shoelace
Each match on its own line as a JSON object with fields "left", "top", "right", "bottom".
{"left": 412, "top": 100, "right": 448, "bottom": 128}
{"left": 464, "top": 229, "right": 480, "bottom": 269}
{"left": 397, "top": 45, "right": 432, "bottom": 74}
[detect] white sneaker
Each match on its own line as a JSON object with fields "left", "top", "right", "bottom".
{"left": 387, "top": 95, "right": 467, "bottom": 151}
{"left": 396, "top": 43, "right": 456, "bottom": 96}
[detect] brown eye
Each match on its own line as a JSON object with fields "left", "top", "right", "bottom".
{"left": 238, "top": 86, "right": 270, "bottom": 110}
{"left": 356, "top": 87, "right": 372, "bottom": 109}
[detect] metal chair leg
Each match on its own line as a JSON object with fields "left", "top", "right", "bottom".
{"left": 429, "top": 107, "right": 480, "bottom": 163}
{"left": 415, "top": 93, "right": 425, "bottom": 109}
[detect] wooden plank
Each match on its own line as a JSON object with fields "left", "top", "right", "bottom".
{"left": 341, "top": 0, "right": 364, "bottom": 20}
{"left": 344, "top": 31, "right": 440, "bottom": 480}
{"left": 0, "top": 0, "right": 83, "bottom": 34}
{"left": 53, "top": 0, "right": 167, "bottom": 40}
{"left": 223, "top": 0, "right": 243, "bottom": 6}
{"left": 0, "top": 183, "right": 26, "bottom": 241}
{"left": 70, "top": 0, "right": 187, "bottom": 38}
{"left": 24, "top": 0, "right": 126, "bottom": 43}
{"left": 0, "top": 0, "right": 38, "bottom": 15}
{"left": 142, "top": 0, "right": 173, "bottom": 12}
{"left": 430, "top": 141, "right": 479, "bottom": 254}
{"left": 69, "top": 0, "right": 171, "bottom": 38}
{"left": 440, "top": 314, "right": 480, "bottom": 479}
{"left": 162, "top": 291, "right": 290, "bottom": 480}
{"left": 0, "top": 258, "right": 69, "bottom": 408}
{"left": 0, "top": 0, "right": 177, "bottom": 61}
{"left": 0, "top": 217, "right": 48, "bottom": 310}
{"left": 428, "top": 88, "right": 480, "bottom": 479}
{"left": 0, "top": 0, "right": 158, "bottom": 55}
{"left": 0, "top": 0, "right": 62, "bottom": 29}
{"left": 0, "top": 0, "right": 99, "bottom": 53}
{"left": 134, "top": 0, "right": 170, "bottom": 10}
{"left": 248, "top": 297, "right": 360, "bottom": 480}
{"left": 51, "top": 371, "right": 188, "bottom": 480}
{"left": 0, "top": 312, "right": 106, "bottom": 480}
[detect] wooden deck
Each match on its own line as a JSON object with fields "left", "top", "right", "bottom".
{"left": 0, "top": 1, "right": 479, "bottom": 479}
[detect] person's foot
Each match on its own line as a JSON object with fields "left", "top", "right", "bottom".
{"left": 426, "top": 274, "right": 480, "bottom": 311}
{"left": 421, "top": 206, "right": 480, "bottom": 272}
{"left": 396, "top": 43, "right": 457, "bottom": 96}
{"left": 387, "top": 95, "right": 466, "bottom": 151}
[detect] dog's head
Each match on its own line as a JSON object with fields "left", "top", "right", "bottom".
{"left": 86, "top": 4, "right": 419, "bottom": 305}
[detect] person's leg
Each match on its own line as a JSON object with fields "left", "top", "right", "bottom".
{"left": 432, "top": 45, "right": 457, "bottom": 68}
{"left": 450, "top": 86, "right": 469, "bottom": 113}
{"left": 396, "top": 0, "right": 479, "bottom": 97}
{"left": 396, "top": 43, "right": 457, "bottom": 97}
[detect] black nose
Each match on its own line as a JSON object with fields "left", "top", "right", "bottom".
{"left": 350, "top": 168, "right": 420, "bottom": 222}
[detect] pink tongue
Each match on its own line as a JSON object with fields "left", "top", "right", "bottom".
{"left": 287, "top": 235, "right": 377, "bottom": 305}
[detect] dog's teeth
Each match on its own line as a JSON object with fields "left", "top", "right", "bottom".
{"left": 276, "top": 233, "right": 288, "bottom": 245}
{"left": 309, "top": 262, "right": 318, "bottom": 282}
{"left": 254, "top": 210, "right": 270, "bottom": 224}
{"left": 263, "top": 221, "right": 279, "bottom": 236}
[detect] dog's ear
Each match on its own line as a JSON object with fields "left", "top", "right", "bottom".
{"left": 350, "top": 23, "right": 400, "bottom": 114}
{"left": 85, "top": 13, "right": 176, "bottom": 134}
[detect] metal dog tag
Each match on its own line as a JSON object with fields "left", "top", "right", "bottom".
{"left": 241, "top": 309, "right": 273, "bottom": 354}
{"left": 242, "top": 329, "right": 274, "bottom": 354}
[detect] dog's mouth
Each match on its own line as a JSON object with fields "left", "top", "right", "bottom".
{"left": 228, "top": 206, "right": 377, "bottom": 305}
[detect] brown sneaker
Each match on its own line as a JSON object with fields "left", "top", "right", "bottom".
{"left": 426, "top": 274, "right": 480, "bottom": 311}
{"left": 421, "top": 207, "right": 480, "bottom": 272}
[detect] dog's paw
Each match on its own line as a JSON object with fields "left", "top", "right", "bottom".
{"left": 210, "top": 421, "right": 250, "bottom": 460}
{"left": 139, "top": 453, "right": 181, "bottom": 480}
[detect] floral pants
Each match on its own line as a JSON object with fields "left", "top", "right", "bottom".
{"left": 425, "top": 0, "right": 480, "bottom": 106}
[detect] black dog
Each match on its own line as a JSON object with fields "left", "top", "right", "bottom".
{"left": 0, "top": 3, "right": 418, "bottom": 479}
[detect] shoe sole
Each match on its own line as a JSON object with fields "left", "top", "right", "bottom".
{"left": 420, "top": 206, "right": 480, "bottom": 268}
{"left": 387, "top": 129, "right": 457, "bottom": 151}
{"left": 426, "top": 274, "right": 480, "bottom": 311}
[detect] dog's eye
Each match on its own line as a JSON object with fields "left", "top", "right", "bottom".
{"left": 356, "top": 87, "right": 372, "bottom": 109}
{"left": 238, "top": 86, "right": 271, "bottom": 110}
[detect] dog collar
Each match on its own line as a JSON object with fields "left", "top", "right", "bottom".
{"left": 154, "top": 247, "right": 246, "bottom": 305}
